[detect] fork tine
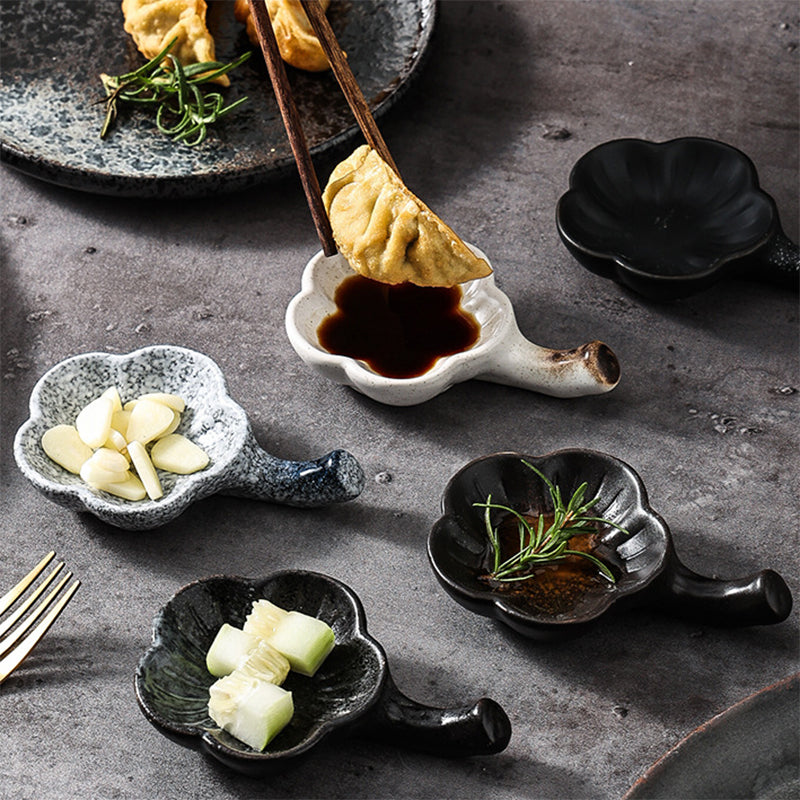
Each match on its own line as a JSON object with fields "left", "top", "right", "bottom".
{"left": 0, "top": 571, "right": 74, "bottom": 658}
{"left": 0, "top": 578, "right": 80, "bottom": 684}
{"left": 0, "top": 561, "right": 65, "bottom": 639}
{"left": 0, "top": 551, "right": 55, "bottom": 615}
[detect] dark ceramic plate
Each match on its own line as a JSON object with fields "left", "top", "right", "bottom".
{"left": 135, "top": 571, "right": 511, "bottom": 776}
{"left": 624, "top": 673, "right": 799, "bottom": 799}
{"left": 428, "top": 451, "right": 792, "bottom": 641}
{"left": 556, "top": 138, "right": 799, "bottom": 299}
{"left": 0, "top": 0, "right": 435, "bottom": 198}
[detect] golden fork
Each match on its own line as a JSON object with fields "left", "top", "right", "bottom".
{"left": 0, "top": 552, "right": 80, "bottom": 684}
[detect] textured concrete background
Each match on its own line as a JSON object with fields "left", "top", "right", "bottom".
{"left": 1, "top": 1, "right": 798, "bottom": 798}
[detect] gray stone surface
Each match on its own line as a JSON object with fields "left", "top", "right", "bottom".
{"left": 1, "top": 1, "right": 798, "bottom": 798}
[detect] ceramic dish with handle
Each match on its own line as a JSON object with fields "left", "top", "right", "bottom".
{"left": 135, "top": 570, "right": 512, "bottom": 776}
{"left": 285, "top": 246, "right": 621, "bottom": 406}
{"left": 13, "top": 345, "right": 364, "bottom": 530}
{"left": 556, "top": 137, "right": 799, "bottom": 300}
{"left": 428, "top": 450, "right": 792, "bottom": 641}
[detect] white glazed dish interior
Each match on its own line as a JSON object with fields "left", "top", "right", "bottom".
{"left": 286, "top": 246, "right": 511, "bottom": 406}
{"left": 285, "top": 246, "right": 620, "bottom": 406}
{"left": 14, "top": 345, "right": 246, "bottom": 529}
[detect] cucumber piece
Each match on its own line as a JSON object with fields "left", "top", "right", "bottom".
{"left": 206, "top": 624, "right": 260, "bottom": 677}
{"left": 238, "top": 640, "right": 290, "bottom": 685}
{"left": 268, "top": 611, "right": 335, "bottom": 677}
{"left": 208, "top": 676, "right": 294, "bottom": 751}
{"left": 243, "top": 599, "right": 289, "bottom": 640}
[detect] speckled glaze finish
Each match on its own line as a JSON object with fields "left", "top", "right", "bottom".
{"left": 13, "top": 345, "right": 364, "bottom": 530}
{"left": 624, "top": 673, "right": 799, "bottom": 799}
{"left": 285, "top": 248, "right": 621, "bottom": 406}
{"left": 0, "top": 0, "right": 436, "bottom": 198}
{"left": 135, "top": 571, "right": 511, "bottom": 776}
{"left": 556, "top": 137, "right": 800, "bottom": 299}
{"left": 428, "top": 450, "right": 792, "bottom": 640}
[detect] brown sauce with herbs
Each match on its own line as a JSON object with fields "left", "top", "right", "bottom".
{"left": 483, "top": 511, "right": 619, "bottom": 618}
{"left": 317, "top": 275, "right": 480, "bottom": 379}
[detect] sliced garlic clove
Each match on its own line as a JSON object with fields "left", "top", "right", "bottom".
{"left": 125, "top": 399, "right": 175, "bottom": 445}
{"left": 127, "top": 440, "right": 163, "bottom": 500}
{"left": 150, "top": 433, "right": 209, "bottom": 474}
{"left": 75, "top": 396, "right": 114, "bottom": 448}
{"left": 41, "top": 424, "right": 94, "bottom": 474}
{"left": 137, "top": 392, "right": 186, "bottom": 413}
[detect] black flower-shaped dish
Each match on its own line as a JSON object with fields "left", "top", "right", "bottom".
{"left": 428, "top": 451, "right": 792, "bottom": 641}
{"left": 135, "top": 571, "right": 511, "bottom": 776}
{"left": 556, "top": 138, "right": 799, "bottom": 300}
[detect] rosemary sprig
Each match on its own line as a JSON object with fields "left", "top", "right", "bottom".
{"left": 474, "top": 460, "right": 628, "bottom": 584}
{"left": 99, "top": 38, "right": 251, "bottom": 146}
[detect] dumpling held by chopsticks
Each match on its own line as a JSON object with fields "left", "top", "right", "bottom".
{"left": 322, "top": 145, "right": 493, "bottom": 287}
{"left": 235, "top": 0, "right": 331, "bottom": 72}
{"left": 121, "top": 0, "right": 229, "bottom": 85}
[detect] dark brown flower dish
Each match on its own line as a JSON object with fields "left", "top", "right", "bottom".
{"left": 427, "top": 451, "right": 792, "bottom": 641}
{"left": 135, "top": 571, "right": 511, "bottom": 776}
{"left": 556, "top": 138, "right": 799, "bottom": 300}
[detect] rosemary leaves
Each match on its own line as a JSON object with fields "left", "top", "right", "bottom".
{"left": 474, "top": 460, "right": 627, "bottom": 584}
{"left": 99, "top": 38, "right": 251, "bottom": 146}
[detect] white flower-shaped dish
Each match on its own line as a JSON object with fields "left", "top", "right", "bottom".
{"left": 14, "top": 345, "right": 365, "bottom": 530}
{"left": 285, "top": 247, "right": 621, "bottom": 406}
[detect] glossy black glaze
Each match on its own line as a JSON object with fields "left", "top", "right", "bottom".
{"left": 135, "top": 571, "right": 511, "bottom": 776}
{"left": 556, "top": 138, "right": 799, "bottom": 300}
{"left": 428, "top": 451, "right": 792, "bottom": 641}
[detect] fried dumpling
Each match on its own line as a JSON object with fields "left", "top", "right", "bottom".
{"left": 322, "top": 145, "right": 493, "bottom": 287}
{"left": 121, "top": 0, "right": 229, "bottom": 86}
{"left": 235, "top": 0, "right": 330, "bottom": 72}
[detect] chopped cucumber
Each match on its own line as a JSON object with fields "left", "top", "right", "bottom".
{"left": 206, "top": 624, "right": 260, "bottom": 677}
{"left": 243, "top": 599, "right": 289, "bottom": 640}
{"left": 208, "top": 675, "right": 294, "bottom": 751}
{"left": 268, "top": 611, "right": 335, "bottom": 677}
{"left": 239, "top": 640, "right": 290, "bottom": 684}
{"left": 205, "top": 599, "right": 336, "bottom": 751}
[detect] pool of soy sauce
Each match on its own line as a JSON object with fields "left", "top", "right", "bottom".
{"left": 317, "top": 275, "right": 481, "bottom": 379}
{"left": 482, "top": 511, "right": 620, "bottom": 619}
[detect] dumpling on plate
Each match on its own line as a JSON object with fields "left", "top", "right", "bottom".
{"left": 235, "top": 0, "right": 331, "bottom": 72}
{"left": 121, "top": 0, "right": 229, "bottom": 86}
{"left": 322, "top": 145, "right": 493, "bottom": 287}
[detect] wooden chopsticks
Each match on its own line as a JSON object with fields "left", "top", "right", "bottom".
{"left": 299, "top": 0, "right": 400, "bottom": 177}
{"left": 247, "top": 0, "right": 401, "bottom": 256}
{"left": 247, "top": 0, "right": 336, "bottom": 255}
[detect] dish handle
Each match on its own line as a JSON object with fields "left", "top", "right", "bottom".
{"left": 743, "top": 224, "right": 799, "bottom": 290}
{"left": 359, "top": 674, "right": 511, "bottom": 757}
{"left": 649, "top": 553, "right": 792, "bottom": 626}
{"left": 221, "top": 435, "right": 365, "bottom": 506}
{"left": 476, "top": 318, "right": 620, "bottom": 398}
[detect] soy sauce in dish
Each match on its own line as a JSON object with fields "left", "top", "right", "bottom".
{"left": 482, "top": 511, "right": 619, "bottom": 619}
{"left": 317, "top": 275, "right": 480, "bottom": 379}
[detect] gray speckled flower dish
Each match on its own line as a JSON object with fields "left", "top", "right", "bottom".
{"left": 0, "top": 0, "right": 435, "bottom": 198}
{"left": 135, "top": 571, "right": 512, "bottom": 776}
{"left": 428, "top": 450, "right": 792, "bottom": 641}
{"left": 13, "top": 345, "right": 364, "bottom": 530}
{"left": 285, "top": 246, "right": 621, "bottom": 406}
{"left": 556, "top": 137, "right": 799, "bottom": 300}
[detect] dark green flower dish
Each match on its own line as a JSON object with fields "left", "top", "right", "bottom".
{"left": 135, "top": 571, "right": 511, "bottom": 776}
